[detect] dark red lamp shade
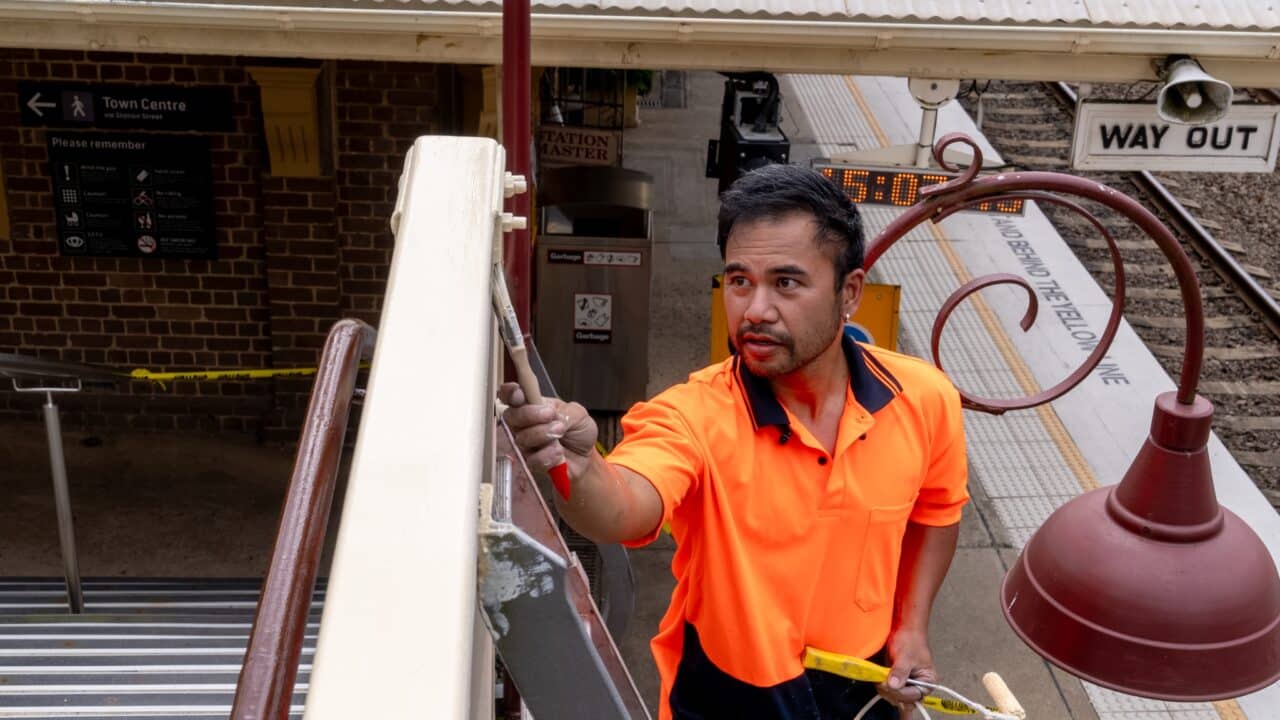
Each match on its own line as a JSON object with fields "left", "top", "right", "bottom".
{"left": 1002, "top": 392, "right": 1280, "bottom": 700}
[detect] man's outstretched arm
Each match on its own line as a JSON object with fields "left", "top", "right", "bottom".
{"left": 499, "top": 382, "right": 663, "bottom": 545}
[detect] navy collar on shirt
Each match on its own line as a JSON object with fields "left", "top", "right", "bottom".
{"left": 735, "top": 334, "right": 901, "bottom": 433}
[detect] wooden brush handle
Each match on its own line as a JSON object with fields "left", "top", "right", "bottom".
{"left": 508, "top": 345, "right": 544, "bottom": 406}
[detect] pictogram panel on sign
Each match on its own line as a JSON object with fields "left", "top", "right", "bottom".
{"left": 48, "top": 132, "right": 216, "bottom": 259}
{"left": 584, "top": 250, "right": 642, "bottom": 267}
{"left": 573, "top": 293, "right": 613, "bottom": 344}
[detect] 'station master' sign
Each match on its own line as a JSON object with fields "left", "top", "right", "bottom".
{"left": 538, "top": 126, "right": 621, "bottom": 167}
{"left": 1071, "top": 101, "right": 1280, "bottom": 172}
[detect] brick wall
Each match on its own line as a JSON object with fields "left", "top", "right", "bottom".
{"left": 0, "top": 50, "right": 455, "bottom": 439}
{"left": 334, "top": 61, "right": 446, "bottom": 326}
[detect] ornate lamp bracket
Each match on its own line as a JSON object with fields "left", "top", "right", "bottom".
{"left": 863, "top": 132, "right": 1205, "bottom": 414}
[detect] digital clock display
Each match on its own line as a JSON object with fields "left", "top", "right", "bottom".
{"left": 815, "top": 165, "right": 1025, "bottom": 215}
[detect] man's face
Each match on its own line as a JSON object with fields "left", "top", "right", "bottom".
{"left": 723, "top": 211, "right": 864, "bottom": 378}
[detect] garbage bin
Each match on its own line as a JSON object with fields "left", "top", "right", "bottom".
{"left": 534, "top": 165, "right": 653, "bottom": 412}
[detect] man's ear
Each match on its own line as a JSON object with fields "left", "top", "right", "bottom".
{"left": 843, "top": 268, "right": 866, "bottom": 319}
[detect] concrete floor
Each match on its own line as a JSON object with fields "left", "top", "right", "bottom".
{"left": 0, "top": 418, "right": 306, "bottom": 578}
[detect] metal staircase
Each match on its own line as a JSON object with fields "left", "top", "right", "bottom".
{"left": 0, "top": 578, "right": 322, "bottom": 719}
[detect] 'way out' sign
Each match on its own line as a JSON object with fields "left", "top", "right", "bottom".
{"left": 1070, "top": 101, "right": 1280, "bottom": 172}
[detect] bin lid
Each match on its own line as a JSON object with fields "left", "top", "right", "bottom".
{"left": 539, "top": 166, "right": 653, "bottom": 211}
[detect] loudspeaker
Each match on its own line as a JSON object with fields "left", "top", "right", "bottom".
{"left": 1157, "top": 57, "right": 1233, "bottom": 125}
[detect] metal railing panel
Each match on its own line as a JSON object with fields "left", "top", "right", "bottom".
{"left": 480, "top": 426, "right": 651, "bottom": 719}
{"left": 303, "top": 136, "right": 505, "bottom": 720}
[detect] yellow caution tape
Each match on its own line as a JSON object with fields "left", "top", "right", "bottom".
{"left": 130, "top": 367, "right": 319, "bottom": 383}
{"left": 802, "top": 648, "right": 990, "bottom": 716}
{"left": 128, "top": 364, "right": 369, "bottom": 389}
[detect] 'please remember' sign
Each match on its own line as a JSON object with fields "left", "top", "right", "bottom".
{"left": 1070, "top": 101, "right": 1280, "bottom": 172}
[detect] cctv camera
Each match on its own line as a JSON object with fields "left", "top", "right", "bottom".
{"left": 1156, "top": 56, "right": 1232, "bottom": 125}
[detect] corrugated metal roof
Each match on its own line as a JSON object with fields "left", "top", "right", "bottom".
{"left": 1081, "top": 0, "right": 1280, "bottom": 29}
{"left": 11, "top": 0, "right": 1279, "bottom": 84}
{"left": 360, "top": 0, "right": 1280, "bottom": 30}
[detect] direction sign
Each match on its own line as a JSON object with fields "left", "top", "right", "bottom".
{"left": 1070, "top": 101, "right": 1280, "bottom": 172}
{"left": 26, "top": 92, "right": 56, "bottom": 117}
{"left": 18, "top": 82, "right": 233, "bottom": 131}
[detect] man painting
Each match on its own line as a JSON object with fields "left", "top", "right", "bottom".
{"left": 501, "top": 164, "right": 968, "bottom": 719}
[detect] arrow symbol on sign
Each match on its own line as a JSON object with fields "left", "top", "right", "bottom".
{"left": 26, "top": 92, "right": 56, "bottom": 117}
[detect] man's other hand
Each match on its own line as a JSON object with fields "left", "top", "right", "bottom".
{"left": 499, "top": 382, "right": 598, "bottom": 477}
{"left": 877, "top": 627, "right": 936, "bottom": 718}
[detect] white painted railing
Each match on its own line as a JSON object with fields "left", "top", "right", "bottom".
{"left": 304, "top": 137, "right": 507, "bottom": 719}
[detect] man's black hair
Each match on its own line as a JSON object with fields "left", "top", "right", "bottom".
{"left": 716, "top": 164, "right": 865, "bottom": 287}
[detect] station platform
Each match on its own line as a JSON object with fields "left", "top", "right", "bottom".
{"left": 780, "top": 74, "right": 1280, "bottom": 719}
{"left": 614, "top": 69, "right": 1280, "bottom": 720}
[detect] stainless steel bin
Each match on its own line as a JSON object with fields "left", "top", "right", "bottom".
{"left": 534, "top": 166, "right": 653, "bottom": 412}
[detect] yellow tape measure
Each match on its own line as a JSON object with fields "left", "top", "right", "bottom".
{"left": 802, "top": 648, "right": 992, "bottom": 716}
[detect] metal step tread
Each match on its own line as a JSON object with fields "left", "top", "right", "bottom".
{"left": 0, "top": 702, "right": 302, "bottom": 712}
{"left": 0, "top": 578, "right": 326, "bottom": 591}
{"left": 0, "top": 578, "right": 325, "bottom": 618}
{"left": 0, "top": 621, "right": 320, "bottom": 636}
{"left": 0, "top": 578, "right": 320, "bottom": 719}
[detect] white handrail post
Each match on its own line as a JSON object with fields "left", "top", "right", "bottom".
{"left": 304, "top": 137, "right": 506, "bottom": 719}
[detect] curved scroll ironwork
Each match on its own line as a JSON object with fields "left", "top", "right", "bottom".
{"left": 920, "top": 133, "right": 983, "bottom": 196}
{"left": 866, "top": 133, "right": 1204, "bottom": 412}
{"left": 927, "top": 191, "right": 1128, "bottom": 414}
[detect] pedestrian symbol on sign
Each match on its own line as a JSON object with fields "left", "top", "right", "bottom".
{"left": 61, "top": 91, "right": 94, "bottom": 122}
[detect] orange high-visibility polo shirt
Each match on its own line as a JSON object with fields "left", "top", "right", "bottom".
{"left": 607, "top": 336, "right": 968, "bottom": 719}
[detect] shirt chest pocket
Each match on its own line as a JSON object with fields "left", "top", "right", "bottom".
{"left": 854, "top": 500, "right": 915, "bottom": 612}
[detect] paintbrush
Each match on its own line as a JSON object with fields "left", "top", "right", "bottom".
{"left": 491, "top": 263, "right": 573, "bottom": 501}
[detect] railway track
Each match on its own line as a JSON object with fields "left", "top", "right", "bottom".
{"left": 958, "top": 81, "right": 1280, "bottom": 502}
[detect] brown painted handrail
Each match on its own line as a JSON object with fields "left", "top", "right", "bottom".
{"left": 231, "top": 318, "right": 377, "bottom": 720}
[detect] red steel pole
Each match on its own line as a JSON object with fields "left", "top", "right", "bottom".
{"left": 502, "top": 0, "right": 533, "bottom": 328}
